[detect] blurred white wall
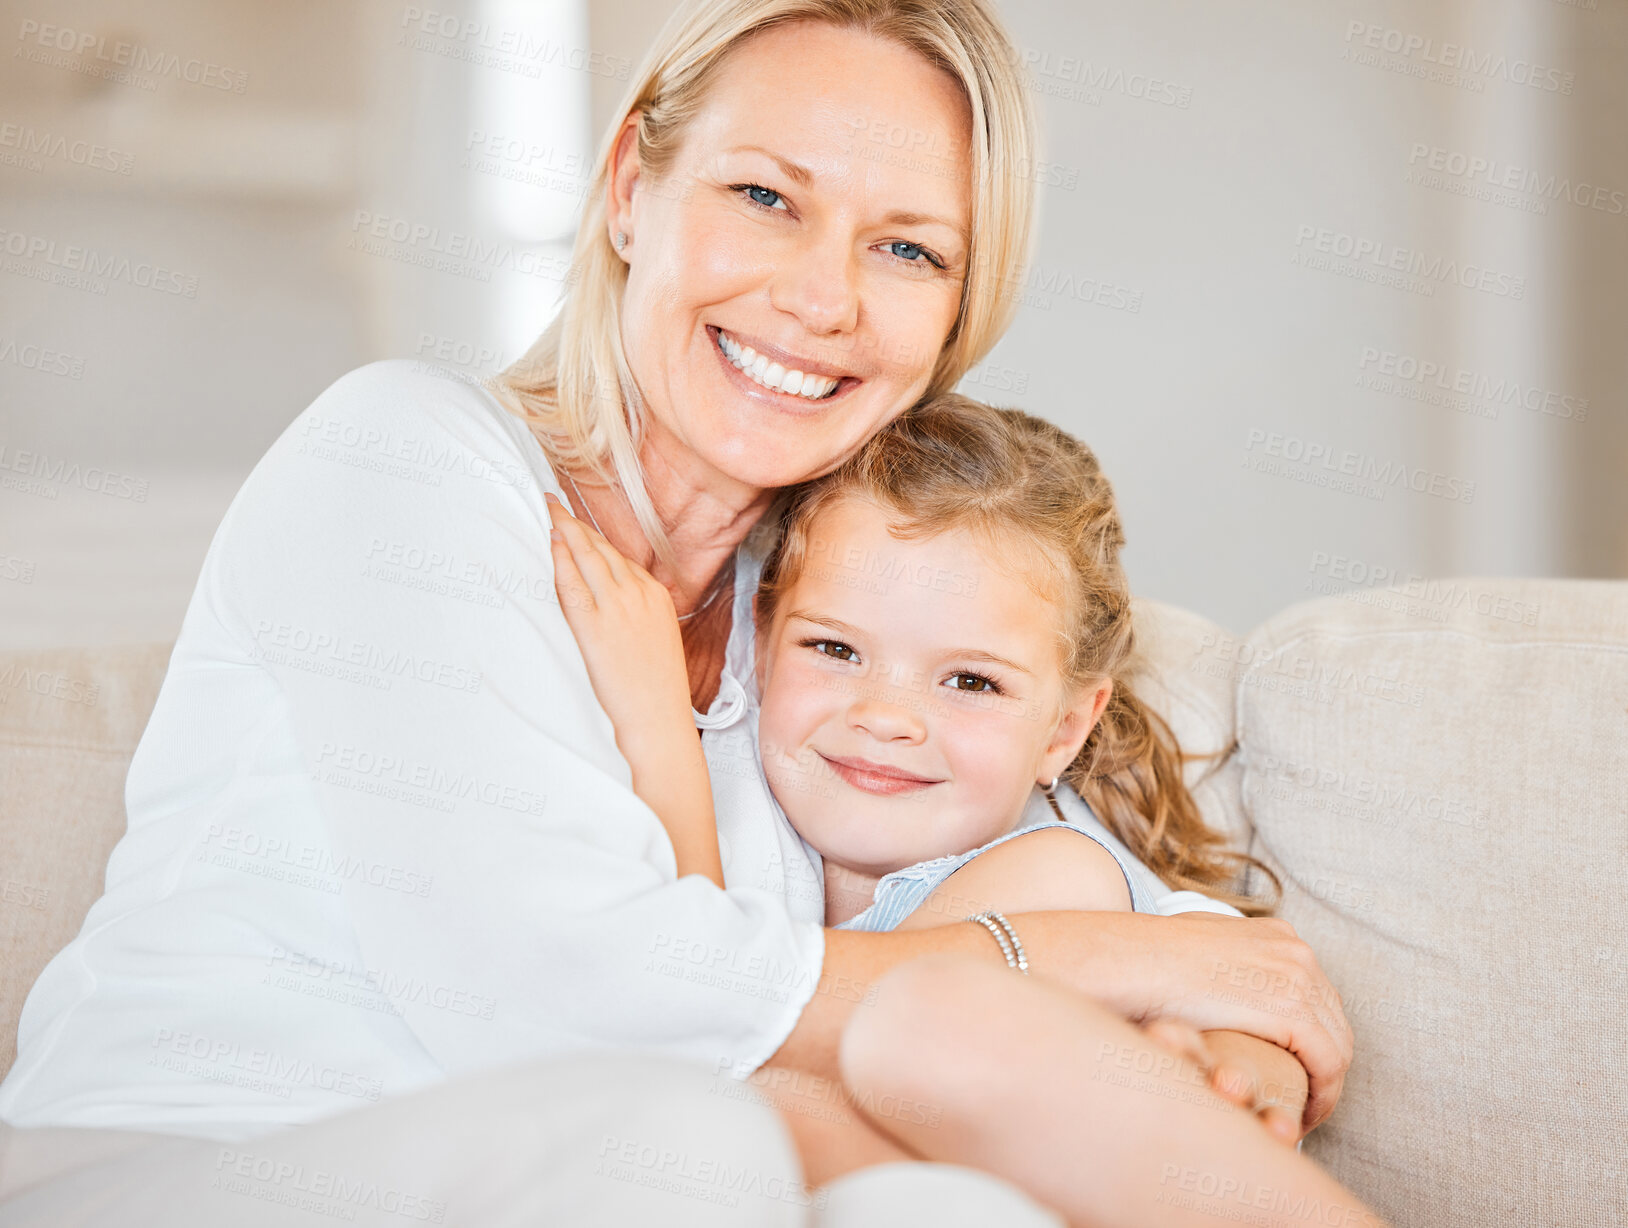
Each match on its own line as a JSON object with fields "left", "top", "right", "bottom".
{"left": 2, "top": 0, "right": 1623, "bottom": 648}
{"left": 1, "top": 0, "right": 591, "bottom": 647}
{"left": 959, "top": 0, "right": 1626, "bottom": 629}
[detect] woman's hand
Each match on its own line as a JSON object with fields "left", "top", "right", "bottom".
{"left": 1015, "top": 909, "right": 1352, "bottom": 1133}
{"left": 548, "top": 490, "right": 725, "bottom": 887}
{"left": 778, "top": 910, "right": 1352, "bottom": 1140}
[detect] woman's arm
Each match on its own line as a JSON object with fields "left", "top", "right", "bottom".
{"left": 547, "top": 492, "right": 723, "bottom": 886}
{"left": 209, "top": 362, "right": 823, "bottom": 1084}
{"left": 821, "top": 827, "right": 1332, "bottom": 1137}
{"left": 772, "top": 909, "right": 1351, "bottom": 1134}
{"left": 886, "top": 828, "right": 1312, "bottom": 1140}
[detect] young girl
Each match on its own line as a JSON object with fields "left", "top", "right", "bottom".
{"left": 547, "top": 394, "right": 1308, "bottom": 1143}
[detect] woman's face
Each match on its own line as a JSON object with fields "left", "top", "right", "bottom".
{"left": 611, "top": 22, "right": 973, "bottom": 493}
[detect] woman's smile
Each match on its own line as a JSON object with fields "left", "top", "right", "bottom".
{"left": 707, "top": 325, "right": 857, "bottom": 410}
{"left": 712, "top": 326, "right": 845, "bottom": 400}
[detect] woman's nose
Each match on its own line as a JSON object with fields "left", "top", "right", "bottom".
{"left": 769, "top": 227, "right": 860, "bottom": 336}
{"left": 846, "top": 696, "right": 927, "bottom": 744}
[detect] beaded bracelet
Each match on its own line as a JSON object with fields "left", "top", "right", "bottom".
{"left": 968, "top": 910, "right": 1029, "bottom": 975}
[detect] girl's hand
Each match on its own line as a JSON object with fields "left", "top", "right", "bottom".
{"left": 547, "top": 490, "right": 724, "bottom": 887}
{"left": 547, "top": 490, "right": 692, "bottom": 754}
{"left": 1138, "top": 1022, "right": 1306, "bottom": 1146}
{"left": 1201, "top": 1029, "right": 1309, "bottom": 1145}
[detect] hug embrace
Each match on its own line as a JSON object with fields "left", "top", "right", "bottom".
{"left": 0, "top": 0, "right": 1377, "bottom": 1223}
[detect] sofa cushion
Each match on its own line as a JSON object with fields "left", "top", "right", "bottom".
{"left": 1127, "top": 597, "right": 1250, "bottom": 848}
{"left": 0, "top": 645, "right": 171, "bottom": 1082}
{"left": 1236, "top": 579, "right": 1627, "bottom": 1227}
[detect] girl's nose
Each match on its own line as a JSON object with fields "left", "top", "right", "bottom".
{"left": 846, "top": 696, "right": 927, "bottom": 744}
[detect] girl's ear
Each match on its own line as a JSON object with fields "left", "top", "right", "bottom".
{"left": 1038, "top": 678, "right": 1112, "bottom": 786}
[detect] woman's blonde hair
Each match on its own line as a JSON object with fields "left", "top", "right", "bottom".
{"left": 491, "top": 0, "right": 1036, "bottom": 567}
{"left": 755, "top": 394, "right": 1281, "bottom": 914}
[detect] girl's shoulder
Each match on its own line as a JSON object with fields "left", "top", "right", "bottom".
{"left": 902, "top": 821, "right": 1137, "bottom": 924}
{"left": 838, "top": 816, "right": 1147, "bottom": 933}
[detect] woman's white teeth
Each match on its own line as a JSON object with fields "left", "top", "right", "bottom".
{"left": 717, "top": 331, "right": 839, "bottom": 399}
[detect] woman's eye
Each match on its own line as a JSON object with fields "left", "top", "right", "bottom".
{"left": 742, "top": 184, "right": 786, "bottom": 210}
{"left": 945, "top": 672, "right": 999, "bottom": 694}
{"left": 886, "top": 240, "right": 942, "bottom": 268}
{"left": 812, "top": 640, "right": 857, "bottom": 662}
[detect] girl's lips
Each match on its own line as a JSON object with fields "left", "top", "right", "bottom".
{"left": 817, "top": 752, "right": 943, "bottom": 796}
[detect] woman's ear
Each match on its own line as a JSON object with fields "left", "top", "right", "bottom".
{"left": 605, "top": 113, "right": 642, "bottom": 257}
{"left": 1037, "top": 678, "right": 1113, "bottom": 786}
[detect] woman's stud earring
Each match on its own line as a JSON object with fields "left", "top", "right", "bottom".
{"left": 613, "top": 231, "right": 627, "bottom": 252}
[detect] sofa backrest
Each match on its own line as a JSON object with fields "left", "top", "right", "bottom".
{"left": 1236, "top": 578, "right": 1628, "bottom": 1227}
{"left": 0, "top": 645, "right": 171, "bottom": 1080}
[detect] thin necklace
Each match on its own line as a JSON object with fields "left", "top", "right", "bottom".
{"left": 562, "top": 469, "right": 731, "bottom": 624}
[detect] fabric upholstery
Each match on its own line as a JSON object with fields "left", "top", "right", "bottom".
{"left": 1127, "top": 598, "right": 1251, "bottom": 847}
{"left": 1238, "top": 578, "right": 1627, "bottom": 1227}
{"left": 0, "top": 645, "right": 170, "bottom": 1080}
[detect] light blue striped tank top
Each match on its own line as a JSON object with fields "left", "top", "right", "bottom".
{"left": 834, "top": 793, "right": 1162, "bottom": 932}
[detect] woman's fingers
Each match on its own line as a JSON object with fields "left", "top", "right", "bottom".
{"left": 1255, "top": 923, "right": 1350, "bottom": 1133}
{"left": 1028, "top": 911, "right": 1353, "bottom": 1135}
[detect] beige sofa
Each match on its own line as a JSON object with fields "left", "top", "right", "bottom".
{"left": 3, "top": 580, "right": 1624, "bottom": 1227}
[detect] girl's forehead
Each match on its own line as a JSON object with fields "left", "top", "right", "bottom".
{"left": 804, "top": 494, "right": 1065, "bottom": 599}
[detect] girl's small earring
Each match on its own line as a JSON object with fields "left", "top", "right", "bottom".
{"left": 613, "top": 231, "right": 627, "bottom": 252}
{"left": 1042, "top": 775, "right": 1066, "bottom": 823}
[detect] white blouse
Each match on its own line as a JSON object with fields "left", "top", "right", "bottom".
{"left": 0, "top": 361, "right": 824, "bottom": 1140}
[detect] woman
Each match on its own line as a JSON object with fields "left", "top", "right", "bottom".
{"left": 0, "top": 1, "right": 1356, "bottom": 1223}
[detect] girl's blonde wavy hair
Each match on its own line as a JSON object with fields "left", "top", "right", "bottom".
{"left": 491, "top": 0, "right": 1036, "bottom": 568}
{"left": 755, "top": 394, "right": 1281, "bottom": 914}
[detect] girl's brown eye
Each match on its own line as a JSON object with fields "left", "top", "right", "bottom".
{"left": 815, "top": 640, "right": 855, "bottom": 661}
{"left": 945, "top": 672, "right": 1001, "bottom": 694}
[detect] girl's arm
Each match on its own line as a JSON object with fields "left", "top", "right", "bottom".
{"left": 837, "top": 954, "right": 1384, "bottom": 1227}
{"left": 548, "top": 493, "right": 724, "bottom": 887}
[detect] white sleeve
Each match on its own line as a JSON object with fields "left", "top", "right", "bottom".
{"left": 1154, "top": 890, "right": 1245, "bottom": 919}
{"left": 202, "top": 361, "right": 823, "bottom": 1078}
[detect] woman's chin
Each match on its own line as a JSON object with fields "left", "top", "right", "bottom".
{"left": 701, "top": 436, "right": 845, "bottom": 495}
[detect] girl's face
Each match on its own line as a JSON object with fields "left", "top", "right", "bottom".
{"left": 608, "top": 22, "right": 972, "bottom": 494}
{"left": 755, "top": 496, "right": 1110, "bottom": 877}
